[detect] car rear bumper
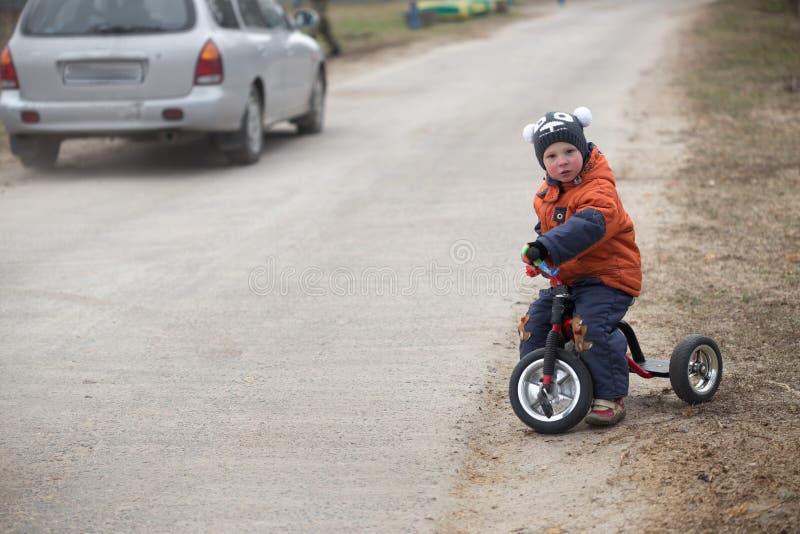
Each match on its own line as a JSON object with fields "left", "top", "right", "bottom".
{"left": 0, "top": 85, "right": 245, "bottom": 136}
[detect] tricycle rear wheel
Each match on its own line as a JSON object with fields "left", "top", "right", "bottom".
{"left": 669, "top": 334, "right": 723, "bottom": 404}
{"left": 509, "top": 348, "right": 593, "bottom": 434}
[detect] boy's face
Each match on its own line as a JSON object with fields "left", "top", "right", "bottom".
{"left": 542, "top": 142, "right": 583, "bottom": 183}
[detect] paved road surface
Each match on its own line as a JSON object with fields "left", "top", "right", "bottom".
{"left": 1, "top": 0, "right": 705, "bottom": 530}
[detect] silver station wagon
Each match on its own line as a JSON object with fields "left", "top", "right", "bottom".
{"left": 0, "top": 0, "right": 326, "bottom": 168}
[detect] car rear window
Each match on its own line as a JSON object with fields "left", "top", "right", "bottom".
{"left": 22, "top": 0, "right": 196, "bottom": 36}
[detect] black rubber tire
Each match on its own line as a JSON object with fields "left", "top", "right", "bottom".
{"left": 224, "top": 85, "right": 263, "bottom": 165}
{"left": 294, "top": 72, "right": 325, "bottom": 135}
{"left": 11, "top": 135, "right": 61, "bottom": 170}
{"left": 509, "top": 347, "right": 593, "bottom": 434}
{"left": 669, "top": 334, "right": 723, "bottom": 404}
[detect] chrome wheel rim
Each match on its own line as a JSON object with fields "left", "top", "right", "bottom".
{"left": 517, "top": 359, "right": 582, "bottom": 422}
{"left": 687, "top": 344, "right": 720, "bottom": 395}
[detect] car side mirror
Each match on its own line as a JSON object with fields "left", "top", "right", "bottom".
{"left": 293, "top": 9, "right": 320, "bottom": 31}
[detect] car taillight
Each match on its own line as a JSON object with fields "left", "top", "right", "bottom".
{"left": 195, "top": 40, "right": 223, "bottom": 85}
{"left": 1, "top": 45, "right": 19, "bottom": 90}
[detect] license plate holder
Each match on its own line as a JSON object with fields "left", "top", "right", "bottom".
{"left": 63, "top": 61, "right": 144, "bottom": 86}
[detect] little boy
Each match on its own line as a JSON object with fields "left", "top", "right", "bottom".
{"left": 519, "top": 107, "right": 641, "bottom": 426}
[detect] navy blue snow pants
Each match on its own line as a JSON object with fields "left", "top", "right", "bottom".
{"left": 519, "top": 280, "right": 634, "bottom": 399}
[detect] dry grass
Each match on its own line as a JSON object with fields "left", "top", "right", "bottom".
{"left": 617, "top": 1, "right": 800, "bottom": 531}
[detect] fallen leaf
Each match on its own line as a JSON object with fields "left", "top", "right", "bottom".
{"left": 726, "top": 503, "right": 750, "bottom": 516}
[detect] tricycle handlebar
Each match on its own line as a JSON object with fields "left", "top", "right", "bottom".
{"left": 532, "top": 258, "right": 561, "bottom": 280}
{"left": 521, "top": 243, "right": 562, "bottom": 281}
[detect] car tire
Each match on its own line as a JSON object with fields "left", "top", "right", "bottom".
{"left": 11, "top": 135, "right": 61, "bottom": 170}
{"left": 294, "top": 72, "right": 325, "bottom": 135}
{"left": 223, "top": 85, "right": 264, "bottom": 165}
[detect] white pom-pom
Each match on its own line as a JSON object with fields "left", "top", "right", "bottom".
{"left": 522, "top": 123, "right": 536, "bottom": 143}
{"left": 573, "top": 106, "right": 592, "bottom": 127}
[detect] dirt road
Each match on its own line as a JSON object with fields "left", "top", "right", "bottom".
{"left": 1, "top": 0, "right": 711, "bottom": 531}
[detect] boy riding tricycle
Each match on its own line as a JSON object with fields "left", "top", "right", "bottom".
{"left": 510, "top": 107, "right": 722, "bottom": 434}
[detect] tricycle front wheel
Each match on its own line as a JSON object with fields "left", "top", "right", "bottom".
{"left": 509, "top": 348, "right": 593, "bottom": 434}
{"left": 669, "top": 334, "right": 723, "bottom": 404}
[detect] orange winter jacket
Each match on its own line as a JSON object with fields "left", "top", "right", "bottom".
{"left": 533, "top": 145, "right": 642, "bottom": 297}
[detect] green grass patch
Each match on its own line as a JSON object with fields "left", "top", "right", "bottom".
{"left": 328, "top": 0, "right": 414, "bottom": 51}
{"left": 309, "top": 0, "right": 537, "bottom": 54}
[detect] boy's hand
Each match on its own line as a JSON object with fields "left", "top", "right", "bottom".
{"left": 525, "top": 265, "right": 541, "bottom": 277}
{"left": 522, "top": 241, "right": 547, "bottom": 264}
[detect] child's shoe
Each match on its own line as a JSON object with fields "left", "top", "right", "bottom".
{"left": 585, "top": 398, "right": 626, "bottom": 426}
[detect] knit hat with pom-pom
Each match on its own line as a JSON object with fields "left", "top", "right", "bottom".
{"left": 522, "top": 107, "right": 593, "bottom": 169}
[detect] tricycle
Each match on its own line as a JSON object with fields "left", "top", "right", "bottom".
{"left": 509, "top": 257, "right": 723, "bottom": 434}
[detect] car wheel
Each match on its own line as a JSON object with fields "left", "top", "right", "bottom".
{"left": 294, "top": 72, "right": 325, "bottom": 135}
{"left": 10, "top": 135, "right": 61, "bottom": 170}
{"left": 224, "top": 85, "right": 264, "bottom": 165}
